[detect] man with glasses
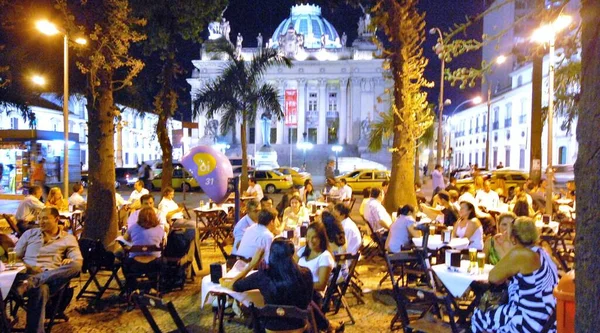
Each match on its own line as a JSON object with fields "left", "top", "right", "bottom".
{"left": 232, "top": 200, "right": 261, "bottom": 250}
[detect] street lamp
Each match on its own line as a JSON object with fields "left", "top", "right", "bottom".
{"left": 297, "top": 141, "right": 313, "bottom": 166}
{"left": 332, "top": 145, "right": 343, "bottom": 175}
{"left": 532, "top": 14, "right": 572, "bottom": 215}
{"left": 36, "top": 19, "right": 86, "bottom": 196}
{"left": 430, "top": 27, "right": 446, "bottom": 166}
{"left": 31, "top": 75, "right": 46, "bottom": 86}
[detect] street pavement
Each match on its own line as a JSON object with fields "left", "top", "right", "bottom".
{"left": 0, "top": 174, "right": 437, "bottom": 332}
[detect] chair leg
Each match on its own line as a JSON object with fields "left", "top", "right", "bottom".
{"left": 340, "top": 295, "right": 355, "bottom": 325}
{"left": 46, "top": 287, "right": 67, "bottom": 332}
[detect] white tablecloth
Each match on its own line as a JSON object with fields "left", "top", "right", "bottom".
{"left": 432, "top": 260, "right": 493, "bottom": 297}
{"left": 59, "top": 210, "right": 83, "bottom": 219}
{"left": 0, "top": 263, "right": 25, "bottom": 300}
{"left": 412, "top": 235, "right": 470, "bottom": 250}
{"left": 194, "top": 203, "right": 234, "bottom": 214}
{"left": 535, "top": 220, "right": 560, "bottom": 234}
{"left": 200, "top": 261, "right": 264, "bottom": 308}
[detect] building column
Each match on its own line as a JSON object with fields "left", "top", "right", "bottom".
{"left": 255, "top": 110, "right": 263, "bottom": 147}
{"left": 297, "top": 79, "right": 306, "bottom": 143}
{"left": 318, "top": 79, "right": 328, "bottom": 144}
{"left": 276, "top": 79, "right": 285, "bottom": 144}
{"left": 115, "top": 122, "right": 124, "bottom": 167}
{"left": 339, "top": 78, "right": 348, "bottom": 145}
{"left": 349, "top": 78, "right": 362, "bottom": 144}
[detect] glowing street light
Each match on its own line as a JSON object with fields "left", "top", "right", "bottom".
{"left": 36, "top": 19, "right": 87, "bottom": 196}
{"left": 332, "top": 145, "right": 343, "bottom": 175}
{"left": 31, "top": 75, "right": 46, "bottom": 86}
{"left": 297, "top": 141, "right": 313, "bottom": 165}
{"left": 531, "top": 15, "right": 572, "bottom": 215}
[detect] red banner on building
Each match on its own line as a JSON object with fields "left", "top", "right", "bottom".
{"left": 284, "top": 89, "right": 298, "bottom": 127}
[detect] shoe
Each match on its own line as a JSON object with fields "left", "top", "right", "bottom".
{"left": 16, "top": 279, "right": 32, "bottom": 297}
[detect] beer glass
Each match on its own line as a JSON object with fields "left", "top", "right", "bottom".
{"left": 477, "top": 252, "right": 485, "bottom": 274}
{"left": 7, "top": 247, "right": 16, "bottom": 266}
{"left": 469, "top": 248, "right": 477, "bottom": 271}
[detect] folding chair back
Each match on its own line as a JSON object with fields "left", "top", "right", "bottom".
{"left": 250, "top": 303, "right": 318, "bottom": 333}
{"left": 322, "top": 253, "right": 360, "bottom": 324}
{"left": 132, "top": 291, "right": 200, "bottom": 333}
{"left": 2, "top": 214, "right": 20, "bottom": 236}
{"left": 76, "top": 238, "right": 123, "bottom": 301}
{"left": 122, "top": 244, "right": 163, "bottom": 296}
{"left": 363, "top": 217, "right": 386, "bottom": 258}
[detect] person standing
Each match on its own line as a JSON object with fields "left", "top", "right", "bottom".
{"left": 31, "top": 157, "right": 47, "bottom": 197}
{"left": 431, "top": 164, "right": 445, "bottom": 195}
{"left": 325, "top": 160, "right": 335, "bottom": 181}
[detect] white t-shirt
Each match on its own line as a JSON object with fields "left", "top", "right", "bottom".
{"left": 341, "top": 217, "right": 362, "bottom": 255}
{"left": 246, "top": 184, "right": 264, "bottom": 202}
{"left": 296, "top": 247, "right": 335, "bottom": 284}
{"left": 232, "top": 214, "right": 256, "bottom": 248}
{"left": 158, "top": 198, "right": 184, "bottom": 220}
{"left": 129, "top": 188, "right": 149, "bottom": 203}
{"left": 234, "top": 224, "right": 274, "bottom": 262}
{"left": 339, "top": 185, "right": 353, "bottom": 201}
{"left": 476, "top": 190, "right": 500, "bottom": 209}
{"left": 127, "top": 207, "right": 169, "bottom": 231}
{"left": 68, "top": 192, "right": 86, "bottom": 208}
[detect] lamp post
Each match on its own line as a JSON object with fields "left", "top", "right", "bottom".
{"left": 532, "top": 15, "right": 572, "bottom": 215}
{"left": 430, "top": 27, "right": 447, "bottom": 166}
{"left": 36, "top": 20, "right": 86, "bottom": 196}
{"left": 332, "top": 145, "right": 343, "bottom": 175}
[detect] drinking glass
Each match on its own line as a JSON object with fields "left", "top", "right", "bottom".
{"left": 469, "top": 248, "right": 477, "bottom": 271}
{"left": 429, "top": 225, "right": 436, "bottom": 236}
{"left": 477, "top": 252, "right": 486, "bottom": 274}
{"left": 7, "top": 247, "right": 16, "bottom": 266}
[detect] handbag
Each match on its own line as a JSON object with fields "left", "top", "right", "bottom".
{"left": 478, "top": 285, "right": 509, "bottom": 312}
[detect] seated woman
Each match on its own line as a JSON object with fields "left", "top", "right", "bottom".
{"left": 321, "top": 212, "right": 348, "bottom": 281}
{"left": 296, "top": 222, "right": 344, "bottom": 332}
{"left": 276, "top": 194, "right": 290, "bottom": 220}
{"left": 157, "top": 186, "right": 185, "bottom": 222}
{"left": 483, "top": 212, "right": 516, "bottom": 264}
{"left": 223, "top": 238, "right": 314, "bottom": 333}
{"left": 386, "top": 204, "right": 421, "bottom": 253}
{"left": 46, "top": 187, "right": 69, "bottom": 211}
{"left": 124, "top": 206, "right": 165, "bottom": 260}
{"left": 513, "top": 198, "right": 534, "bottom": 217}
{"left": 304, "top": 182, "right": 321, "bottom": 203}
{"left": 471, "top": 217, "right": 559, "bottom": 333}
{"left": 452, "top": 201, "right": 484, "bottom": 250}
{"left": 282, "top": 195, "right": 309, "bottom": 230}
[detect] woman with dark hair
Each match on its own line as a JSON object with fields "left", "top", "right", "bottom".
{"left": 276, "top": 194, "right": 290, "bottom": 219}
{"left": 452, "top": 201, "right": 484, "bottom": 250}
{"left": 304, "top": 182, "right": 321, "bottom": 203}
{"left": 296, "top": 222, "right": 344, "bottom": 332}
{"left": 124, "top": 206, "right": 165, "bottom": 258}
{"left": 472, "top": 217, "right": 559, "bottom": 333}
{"left": 512, "top": 199, "right": 533, "bottom": 217}
{"left": 322, "top": 212, "right": 348, "bottom": 281}
{"left": 282, "top": 195, "right": 309, "bottom": 230}
{"left": 223, "top": 238, "right": 314, "bottom": 332}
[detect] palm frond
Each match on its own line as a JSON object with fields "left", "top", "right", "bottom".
{"left": 248, "top": 48, "right": 292, "bottom": 83}
{"left": 368, "top": 110, "right": 395, "bottom": 152}
{"left": 255, "top": 84, "right": 284, "bottom": 119}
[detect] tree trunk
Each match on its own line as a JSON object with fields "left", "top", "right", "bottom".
{"left": 156, "top": 60, "right": 176, "bottom": 193}
{"left": 240, "top": 116, "right": 249, "bottom": 190}
{"left": 529, "top": 53, "right": 543, "bottom": 182}
{"left": 414, "top": 140, "right": 421, "bottom": 184}
{"left": 575, "top": 1, "right": 600, "bottom": 331}
{"left": 82, "top": 70, "right": 118, "bottom": 247}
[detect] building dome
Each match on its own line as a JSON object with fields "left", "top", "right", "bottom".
{"left": 271, "top": 4, "right": 342, "bottom": 50}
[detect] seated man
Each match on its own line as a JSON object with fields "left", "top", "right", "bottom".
{"left": 68, "top": 183, "right": 87, "bottom": 210}
{"left": 232, "top": 200, "right": 260, "bottom": 250}
{"left": 14, "top": 207, "right": 82, "bottom": 332}
{"left": 420, "top": 191, "right": 459, "bottom": 227}
{"left": 338, "top": 179, "right": 353, "bottom": 201}
{"left": 359, "top": 187, "right": 372, "bottom": 218}
{"left": 127, "top": 194, "right": 169, "bottom": 232}
{"left": 233, "top": 209, "right": 276, "bottom": 265}
{"left": 15, "top": 185, "right": 46, "bottom": 233}
{"left": 243, "top": 177, "right": 264, "bottom": 202}
{"left": 129, "top": 180, "right": 150, "bottom": 210}
{"left": 475, "top": 180, "right": 500, "bottom": 210}
{"left": 365, "top": 187, "right": 392, "bottom": 234}
{"left": 386, "top": 204, "right": 421, "bottom": 253}
{"left": 332, "top": 203, "right": 362, "bottom": 255}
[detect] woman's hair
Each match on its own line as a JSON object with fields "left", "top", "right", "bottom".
{"left": 459, "top": 201, "right": 477, "bottom": 219}
{"left": 512, "top": 199, "right": 531, "bottom": 217}
{"left": 268, "top": 239, "right": 313, "bottom": 303}
{"left": 511, "top": 217, "right": 539, "bottom": 246}
{"left": 276, "top": 194, "right": 290, "bottom": 217}
{"left": 301, "top": 222, "right": 330, "bottom": 258}
{"left": 362, "top": 187, "right": 372, "bottom": 198}
{"left": 498, "top": 212, "right": 517, "bottom": 225}
{"left": 398, "top": 204, "right": 415, "bottom": 216}
{"left": 305, "top": 183, "right": 314, "bottom": 194}
{"left": 289, "top": 194, "right": 303, "bottom": 207}
{"left": 322, "top": 213, "right": 346, "bottom": 247}
{"left": 48, "top": 187, "right": 62, "bottom": 203}
{"left": 137, "top": 206, "right": 160, "bottom": 229}
{"left": 162, "top": 186, "right": 174, "bottom": 197}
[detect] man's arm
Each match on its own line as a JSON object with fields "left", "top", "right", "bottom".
{"left": 14, "top": 231, "right": 29, "bottom": 259}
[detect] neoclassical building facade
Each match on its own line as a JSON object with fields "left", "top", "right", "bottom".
{"left": 188, "top": 5, "right": 392, "bottom": 157}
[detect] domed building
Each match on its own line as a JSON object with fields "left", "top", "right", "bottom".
{"left": 188, "top": 4, "right": 392, "bottom": 170}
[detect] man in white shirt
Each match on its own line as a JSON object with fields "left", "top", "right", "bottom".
{"left": 234, "top": 209, "right": 276, "bottom": 264}
{"left": 68, "top": 183, "right": 86, "bottom": 210}
{"left": 127, "top": 194, "right": 169, "bottom": 232}
{"left": 359, "top": 187, "right": 372, "bottom": 218}
{"left": 475, "top": 180, "right": 500, "bottom": 209}
{"left": 459, "top": 184, "right": 492, "bottom": 219}
{"left": 244, "top": 177, "right": 263, "bottom": 202}
{"left": 332, "top": 203, "right": 362, "bottom": 255}
{"left": 129, "top": 180, "right": 149, "bottom": 209}
{"left": 232, "top": 200, "right": 260, "bottom": 250}
{"left": 338, "top": 179, "right": 353, "bottom": 201}
{"left": 15, "top": 186, "right": 45, "bottom": 231}
{"left": 510, "top": 186, "right": 533, "bottom": 207}
{"left": 365, "top": 187, "right": 392, "bottom": 233}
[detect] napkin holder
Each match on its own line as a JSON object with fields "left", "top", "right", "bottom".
{"left": 300, "top": 224, "right": 308, "bottom": 237}
{"left": 442, "top": 229, "right": 452, "bottom": 243}
{"left": 210, "top": 262, "right": 225, "bottom": 283}
{"left": 445, "top": 250, "right": 461, "bottom": 270}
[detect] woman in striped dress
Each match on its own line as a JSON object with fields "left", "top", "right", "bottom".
{"left": 472, "top": 217, "right": 559, "bottom": 333}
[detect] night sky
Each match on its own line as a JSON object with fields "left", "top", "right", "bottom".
{"left": 214, "top": 0, "right": 485, "bottom": 116}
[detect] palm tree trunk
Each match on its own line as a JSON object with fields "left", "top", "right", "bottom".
{"left": 240, "top": 115, "right": 249, "bottom": 190}
{"left": 82, "top": 70, "right": 118, "bottom": 247}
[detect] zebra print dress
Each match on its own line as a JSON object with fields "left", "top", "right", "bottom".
{"left": 471, "top": 246, "right": 559, "bottom": 333}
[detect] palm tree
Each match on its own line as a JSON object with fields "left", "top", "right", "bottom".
{"left": 193, "top": 39, "right": 292, "bottom": 189}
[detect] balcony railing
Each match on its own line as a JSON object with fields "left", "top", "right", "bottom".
{"left": 475, "top": 127, "right": 480, "bottom": 133}
{"left": 519, "top": 114, "right": 527, "bottom": 124}
{"left": 493, "top": 122, "right": 499, "bottom": 130}
{"left": 482, "top": 125, "right": 487, "bottom": 132}
{"left": 505, "top": 118, "right": 512, "bottom": 127}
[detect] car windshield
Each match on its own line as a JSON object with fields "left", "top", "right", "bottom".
{"left": 271, "top": 170, "right": 284, "bottom": 177}
{"left": 345, "top": 171, "right": 361, "bottom": 178}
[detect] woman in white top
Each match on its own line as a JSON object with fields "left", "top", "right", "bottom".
{"left": 282, "top": 195, "right": 309, "bottom": 230}
{"left": 453, "top": 201, "right": 484, "bottom": 250}
{"left": 157, "top": 187, "right": 184, "bottom": 221}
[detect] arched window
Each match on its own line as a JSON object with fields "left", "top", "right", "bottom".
{"left": 558, "top": 146, "right": 567, "bottom": 165}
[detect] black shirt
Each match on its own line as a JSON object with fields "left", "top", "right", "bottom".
{"left": 442, "top": 206, "right": 459, "bottom": 227}
{"left": 233, "top": 267, "right": 314, "bottom": 331}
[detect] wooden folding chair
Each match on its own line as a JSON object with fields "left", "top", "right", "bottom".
{"left": 76, "top": 238, "right": 124, "bottom": 302}
{"left": 2, "top": 214, "right": 21, "bottom": 236}
{"left": 132, "top": 291, "right": 201, "bottom": 333}
{"left": 197, "top": 210, "right": 230, "bottom": 258}
{"left": 321, "top": 253, "right": 360, "bottom": 324}
{"left": 121, "top": 243, "right": 164, "bottom": 299}
{"left": 250, "top": 303, "right": 318, "bottom": 333}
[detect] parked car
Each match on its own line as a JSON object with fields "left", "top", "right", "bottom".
{"left": 457, "top": 169, "right": 529, "bottom": 195}
{"left": 150, "top": 165, "right": 200, "bottom": 192}
{"left": 249, "top": 170, "right": 293, "bottom": 194}
{"left": 274, "top": 167, "right": 311, "bottom": 188}
{"left": 335, "top": 169, "right": 391, "bottom": 193}
{"left": 115, "top": 167, "right": 138, "bottom": 188}
{"left": 81, "top": 170, "right": 120, "bottom": 189}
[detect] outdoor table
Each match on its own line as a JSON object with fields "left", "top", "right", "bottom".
{"left": 535, "top": 220, "right": 560, "bottom": 234}
{"left": 412, "top": 235, "right": 470, "bottom": 251}
{"left": 200, "top": 261, "right": 264, "bottom": 333}
{"left": 0, "top": 263, "right": 26, "bottom": 331}
{"left": 59, "top": 210, "right": 83, "bottom": 231}
{"left": 307, "top": 201, "right": 329, "bottom": 208}
{"left": 240, "top": 196, "right": 256, "bottom": 201}
{"left": 194, "top": 209, "right": 231, "bottom": 258}
{"left": 555, "top": 198, "right": 573, "bottom": 205}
